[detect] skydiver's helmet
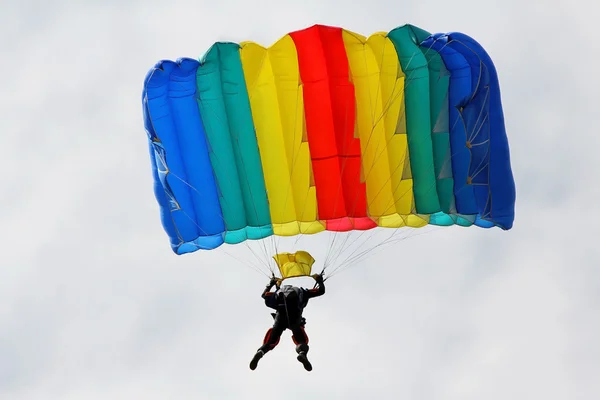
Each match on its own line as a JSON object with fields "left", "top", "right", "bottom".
{"left": 277, "top": 285, "right": 303, "bottom": 308}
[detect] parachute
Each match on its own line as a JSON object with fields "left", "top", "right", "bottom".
{"left": 141, "top": 24, "right": 516, "bottom": 278}
{"left": 273, "top": 251, "right": 315, "bottom": 280}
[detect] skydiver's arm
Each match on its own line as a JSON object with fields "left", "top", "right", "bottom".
{"left": 262, "top": 278, "right": 280, "bottom": 309}
{"left": 261, "top": 279, "right": 276, "bottom": 300}
{"left": 305, "top": 277, "right": 325, "bottom": 299}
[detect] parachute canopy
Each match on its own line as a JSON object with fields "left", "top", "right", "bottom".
{"left": 273, "top": 251, "right": 315, "bottom": 280}
{"left": 142, "top": 24, "right": 516, "bottom": 255}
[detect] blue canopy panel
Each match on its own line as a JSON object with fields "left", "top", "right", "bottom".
{"left": 420, "top": 33, "right": 515, "bottom": 230}
{"left": 142, "top": 58, "right": 226, "bottom": 253}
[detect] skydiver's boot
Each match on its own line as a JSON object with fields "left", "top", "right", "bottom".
{"left": 249, "top": 350, "right": 264, "bottom": 370}
{"left": 295, "top": 343, "right": 312, "bottom": 371}
{"left": 297, "top": 351, "right": 312, "bottom": 371}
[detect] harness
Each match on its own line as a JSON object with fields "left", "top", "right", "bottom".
{"left": 277, "top": 285, "right": 304, "bottom": 309}
{"left": 274, "top": 285, "right": 307, "bottom": 327}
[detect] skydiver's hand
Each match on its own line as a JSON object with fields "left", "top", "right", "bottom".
{"left": 311, "top": 273, "right": 324, "bottom": 282}
{"left": 269, "top": 277, "right": 277, "bottom": 286}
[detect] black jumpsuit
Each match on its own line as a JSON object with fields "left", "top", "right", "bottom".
{"left": 258, "top": 281, "right": 325, "bottom": 355}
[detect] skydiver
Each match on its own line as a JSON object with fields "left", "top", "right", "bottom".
{"left": 249, "top": 273, "right": 325, "bottom": 371}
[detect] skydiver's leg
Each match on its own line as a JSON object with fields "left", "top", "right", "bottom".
{"left": 250, "top": 321, "right": 285, "bottom": 370}
{"left": 291, "top": 324, "right": 309, "bottom": 353}
{"left": 258, "top": 322, "right": 285, "bottom": 353}
{"left": 291, "top": 324, "right": 312, "bottom": 371}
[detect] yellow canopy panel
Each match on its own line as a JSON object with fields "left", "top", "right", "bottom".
{"left": 273, "top": 251, "right": 315, "bottom": 279}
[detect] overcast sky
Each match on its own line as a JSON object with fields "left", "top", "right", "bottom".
{"left": 2, "top": 0, "right": 599, "bottom": 399}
